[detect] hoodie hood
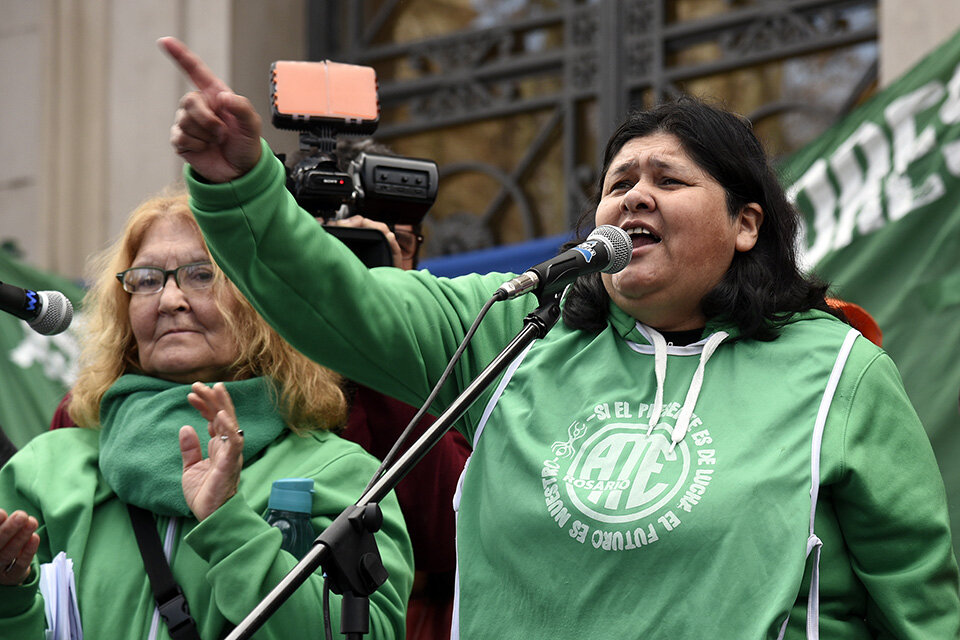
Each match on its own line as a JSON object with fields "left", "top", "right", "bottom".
{"left": 608, "top": 304, "right": 840, "bottom": 448}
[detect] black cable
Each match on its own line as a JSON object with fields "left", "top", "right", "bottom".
{"left": 361, "top": 293, "right": 500, "bottom": 494}
{"left": 322, "top": 575, "right": 333, "bottom": 640}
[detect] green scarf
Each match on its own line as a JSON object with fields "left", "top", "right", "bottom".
{"left": 99, "top": 374, "right": 287, "bottom": 516}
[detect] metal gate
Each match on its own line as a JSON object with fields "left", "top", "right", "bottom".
{"left": 308, "top": 0, "right": 878, "bottom": 258}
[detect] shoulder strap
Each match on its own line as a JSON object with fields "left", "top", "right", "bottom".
{"left": 126, "top": 504, "right": 201, "bottom": 640}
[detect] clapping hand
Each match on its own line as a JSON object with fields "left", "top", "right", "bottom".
{"left": 179, "top": 382, "right": 246, "bottom": 521}
{"left": 0, "top": 508, "right": 39, "bottom": 586}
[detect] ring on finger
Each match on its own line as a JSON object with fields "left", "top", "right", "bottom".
{"left": 236, "top": 429, "right": 244, "bottom": 437}
{"left": 219, "top": 434, "right": 229, "bottom": 442}
{"left": 3, "top": 558, "right": 16, "bottom": 573}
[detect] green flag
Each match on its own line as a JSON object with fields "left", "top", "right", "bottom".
{"left": 781, "top": 28, "right": 960, "bottom": 550}
{"left": 0, "top": 249, "right": 84, "bottom": 450}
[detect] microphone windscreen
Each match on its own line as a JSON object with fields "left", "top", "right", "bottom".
{"left": 29, "top": 291, "right": 74, "bottom": 335}
{"left": 588, "top": 225, "right": 632, "bottom": 274}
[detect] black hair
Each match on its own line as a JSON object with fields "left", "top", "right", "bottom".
{"left": 563, "top": 96, "right": 838, "bottom": 340}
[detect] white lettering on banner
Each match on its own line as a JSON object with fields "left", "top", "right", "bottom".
{"left": 9, "top": 322, "right": 80, "bottom": 387}
{"left": 788, "top": 159, "right": 836, "bottom": 268}
{"left": 940, "top": 67, "right": 960, "bottom": 176}
{"left": 885, "top": 83, "right": 947, "bottom": 221}
{"left": 885, "top": 170, "right": 945, "bottom": 222}
{"left": 944, "top": 140, "right": 960, "bottom": 177}
{"left": 887, "top": 82, "right": 943, "bottom": 173}
{"left": 939, "top": 62, "right": 960, "bottom": 124}
{"left": 788, "top": 61, "right": 960, "bottom": 268}
{"left": 541, "top": 401, "right": 716, "bottom": 553}
{"left": 829, "top": 121, "right": 889, "bottom": 247}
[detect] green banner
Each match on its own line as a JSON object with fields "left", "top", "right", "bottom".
{"left": 0, "top": 249, "right": 84, "bottom": 450}
{"left": 781, "top": 28, "right": 960, "bottom": 551}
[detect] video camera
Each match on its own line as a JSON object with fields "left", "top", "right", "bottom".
{"left": 270, "top": 60, "right": 439, "bottom": 267}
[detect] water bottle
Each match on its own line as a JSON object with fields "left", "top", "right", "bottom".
{"left": 264, "top": 477, "right": 315, "bottom": 559}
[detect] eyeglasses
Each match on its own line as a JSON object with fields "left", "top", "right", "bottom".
{"left": 116, "top": 261, "right": 216, "bottom": 294}
{"left": 389, "top": 225, "right": 424, "bottom": 257}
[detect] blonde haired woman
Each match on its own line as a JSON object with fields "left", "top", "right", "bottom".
{"left": 0, "top": 191, "right": 413, "bottom": 639}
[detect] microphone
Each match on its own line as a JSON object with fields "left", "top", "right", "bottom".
{"left": 495, "top": 224, "right": 632, "bottom": 300}
{"left": 0, "top": 281, "right": 74, "bottom": 335}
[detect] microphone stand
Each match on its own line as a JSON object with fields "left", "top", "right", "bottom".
{"left": 225, "top": 292, "right": 563, "bottom": 640}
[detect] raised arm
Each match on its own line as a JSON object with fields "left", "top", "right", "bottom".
{"left": 159, "top": 36, "right": 263, "bottom": 183}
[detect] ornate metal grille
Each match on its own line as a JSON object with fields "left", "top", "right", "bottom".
{"left": 308, "top": 0, "right": 878, "bottom": 258}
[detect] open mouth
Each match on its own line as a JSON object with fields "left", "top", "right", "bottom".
{"left": 626, "top": 226, "right": 661, "bottom": 248}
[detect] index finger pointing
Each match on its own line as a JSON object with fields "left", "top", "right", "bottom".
{"left": 158, "top": 36, "right": 231, "bottom": 100}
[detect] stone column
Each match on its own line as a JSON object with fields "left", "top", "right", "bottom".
{"left": 880, "top": 1, "right": 960, "bottom": 86}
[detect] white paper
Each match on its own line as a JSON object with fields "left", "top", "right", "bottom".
{"left": 38, "top": 551, "right": 82, "bottom": 640}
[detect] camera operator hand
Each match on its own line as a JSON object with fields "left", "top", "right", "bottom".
{"left": 159, "top": 37, "right": 263, "bottom": 183}
{"left": 326, "top": 216, "right": 405, "bottom": 269}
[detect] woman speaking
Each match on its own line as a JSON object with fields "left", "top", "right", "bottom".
{"left": 160, "top": 36, "right": 959, "bottom": 640}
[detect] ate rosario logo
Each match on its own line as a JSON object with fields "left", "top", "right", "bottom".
{"left": 540, "top": 400, "right": 716, "bottom": 552}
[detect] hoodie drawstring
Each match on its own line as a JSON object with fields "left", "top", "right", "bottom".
{"left": 646, "top": 329, "right": 668, "bottom": 435}
{"left": 670, "top": 331, "right": 728, "bottom": 450}
{"left": 640, "top": 326, "right": 729, "bottom": 449}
